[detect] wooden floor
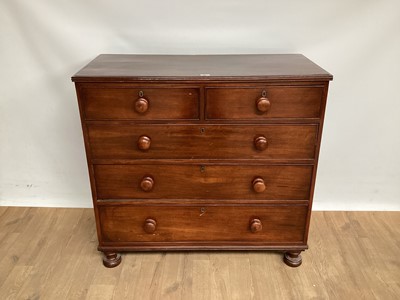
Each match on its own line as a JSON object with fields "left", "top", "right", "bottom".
{"left": 0, "top": 207, "right": 398, "bottom": 300}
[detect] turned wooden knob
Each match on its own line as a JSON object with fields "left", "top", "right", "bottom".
{"left": 252, "top": 177, "right": 266, "bottom": 193}
{"left": 250, "top": 218, "right": 262, "bottom": 233}
{"left": 140, "top": 176, "right": 154, "bottom": 192}
{"left": 254, "top": 135, "right": 268, "bottom": 151}
{"left": 137, "top": 135, "right": 151, "bottom": 151}
{"left": 144, "top": 218, "right": 157, "bottom": 233}
{"left": 256, "top": 97, "right": 271, "bottom": 113}
{"left": 135, "top": 97, "right": 149, "bottom": 113}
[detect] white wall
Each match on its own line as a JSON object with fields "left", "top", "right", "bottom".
{"left": 1, "top": 0, "right": 399, "bottom": 210}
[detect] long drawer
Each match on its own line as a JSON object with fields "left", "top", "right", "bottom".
{"left": 206, "top": 86, "right": 323, "bottom": 119}
{"left": 94, "top": 164, "right": 313, "bottom": 200}
{"left": 99, "top": 204, "right": 308, "bottom": 243}
{"left": 88, "top": 124, "right": 318, "bottom": 160}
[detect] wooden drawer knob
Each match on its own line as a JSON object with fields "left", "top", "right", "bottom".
{"left": 250, "top": 218, "right": 262, "bottom": 233}
{"left": 144, "top": 218, "right": 157, "bottom": 233}
{"left": 256, "top": 97, "right": 270, "bottom": 113}
{"left": 135, "top": 97, "right": 149, "bottom": 113}
{"left": 254, "top": 135, "right": 268, "bottom": 151}
{"left": 140, "top": 176, "right": 154, "bottom": 192}
{"left": 137, "top": 135, "right": 151, "bottom": 151}
{"left": 252, "top": 177, "right": 266, "bottom": 193}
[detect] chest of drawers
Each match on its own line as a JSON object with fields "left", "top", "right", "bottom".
{"left": 72, "top": 54, "right": 332, "bottom": 268}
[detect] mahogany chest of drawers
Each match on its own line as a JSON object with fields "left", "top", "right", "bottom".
{"left": 72, "top": 54, "right": 332, "bottom": 268}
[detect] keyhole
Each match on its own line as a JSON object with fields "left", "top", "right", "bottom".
{"left": 200, "top": 128, "right": 205, "bottom": 134}
{"left": 200, "top": 207, "right": 206, "bottom": 216}
{"left": 262, "top": 90, "right": 267, "bottom": 97}
{"left": 200, "top": 165, "right": 206, "bottom": 172}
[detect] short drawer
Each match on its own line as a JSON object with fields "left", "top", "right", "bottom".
{"left": 94, "top": 164, "right": 313, "bottom": 200}
{"left": 81, "top": 86, "right": 199, "bottom": 120}
{"left": 88, "top": 124, "right": 318, "bottom": 160}
{"left": 206, "top": 86, "right": 323, "bottom": 119}
{"left": 99, "top": 204, "right": 308, "bottom": 243}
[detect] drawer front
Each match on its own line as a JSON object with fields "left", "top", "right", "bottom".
{"left": 81, "top": 87, "right": 199, "bottom": 120}
{"left": 94, "top": 164, "right": 312, "bottom": 200}
{"left": 99, "top": 204, "right": 308, "bottom": 243}
{"left": 206, "top": 86, "right": 323, "bottom": 119}
{"left": 88, "top": 124, "right": 317, "bottom": 160}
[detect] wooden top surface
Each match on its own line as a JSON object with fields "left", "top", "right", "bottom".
{"left": 72, "top": 54, "right": 332, "bottom": 82}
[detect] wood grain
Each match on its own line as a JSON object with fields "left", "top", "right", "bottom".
{"left": 98, "top": 204, "right": 308, "bottom": 243}
{"left": 206, "top": 86, "right": 323, "bottom": 119}
{"left": 71, "top": 54, "right": 333, "bottom": 82}
{"left": 94, "top": 164, "right": 313, "bottom": 200}
{"left": 88, "top": 124, "right": 318, "bottom": 160}
{"left": 73, "top": 54, "right": 332, "bottom": 268}
{"left": 81, "top": 86, "right": 199, "bottom": 120}
{"left": 0, "top": 208, "right": 398, "bottom": 299}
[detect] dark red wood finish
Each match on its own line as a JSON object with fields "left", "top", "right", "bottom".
{"left": 206, "top": 86, "right": 323, "bottom": 119}
{"left": 94, "top": 164, "right": 313, "bottom": 200}
{"left": 81, "top": 86, "right": 199, "bottom": 120}
{"left": 72, "top": 54, "right": 332, "bottom": 268}
{"left": 87, "top": 124, "right": 318, "bottom": 160}
{"left": 72, "top": 54, "right": 332, "bottom": 82}
{"left": 98, "top": 204, "right": 308, "bottom": 243}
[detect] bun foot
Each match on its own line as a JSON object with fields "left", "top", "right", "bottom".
{"left": 102, "top": 252, "right": 121, "bottom": 268}
{"left": 283, "top": 251, "right": 302, "bottom": 267}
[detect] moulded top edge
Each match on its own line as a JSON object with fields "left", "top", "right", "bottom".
{"left": 71, "top": 54, "right": 333, "bottom": 82}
